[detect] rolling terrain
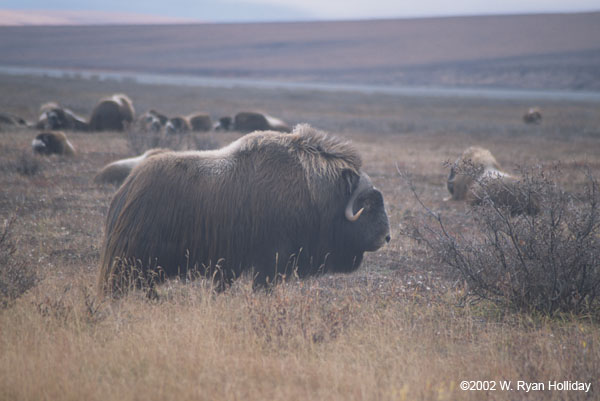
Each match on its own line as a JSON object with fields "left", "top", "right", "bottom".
{"left": 0, "top": 12, "right": 599, "bottom": 90}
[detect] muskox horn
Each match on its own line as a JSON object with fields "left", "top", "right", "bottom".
{"left": 345, "top": 172, "right": 372, "bottom": 222}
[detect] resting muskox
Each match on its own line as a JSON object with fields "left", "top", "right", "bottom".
{"left": 234, "top": 111, "right": 291, "bottom": 133}
{"left": 0, "top": 112, "right": 28, "bottom": 127}
{"left": 89, "top": 94, "right": 135, "bottom": 131}
{"left": 165, "top": 116, "right": 191, "bottom": 135}
{"left": 94, "top": 148, "right": 169, "bottom": 186}
{"left": 188, "top": 113, "right": 212, "bottom": 132}
{"left": 138, "top": 110, "right": 168, "bottom": 132}
{"left": 31, "top": 131, "right": 76, "bottom": 156}
{"left": 98, "top": 124, "right": 391, "bottom": 297}
{"left": 214, "top": 116, "right": 232, "bottom": 131}
{"left": 523, "top": 107, "right": 542, "bottom": 124}
{"left": 36, "top": 102, "right": 89, "bottom": 131}
{"left": 446, "top": 146, "right": 538, "bottom": 215}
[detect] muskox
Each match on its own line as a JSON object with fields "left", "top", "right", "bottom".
{"left": 31, "top": 131, "right": 76, "bottom": 156}
{"left": 89, "top": 94, "right": 135, "bottom": 131}
{"left": 36, "top": 102, "right": 89, "bottom": 131}
{"left": 188, "top": 113, "right": 212, "bottom": 132}
{"left": 0, "top": 112, "right": 28, "bottom": 127}
{"left": 233, "top": 111, "right": 291, "bottom": 133}
{"left": 446, "top": 146, "right": 538, "bottom": 215}
{"left": 214, "top": 116, "right": 232, "bottom": 131}
{"left": 138, "top": 110, "right": 168, "bottom": 132}
{"left": 523, "top": 107, "right": 542, "bottom": 124}
{"left": 94, "top": 148, "right": 169, "bottom": 186}
{"left": 165, "top": 116, "right": 191, "bottom": 135}
{"left": 98, "top": 124, "right": 390, "bottom": 297}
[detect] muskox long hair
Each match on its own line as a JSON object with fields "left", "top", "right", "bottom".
{"left": 89, "top": 94, "right": 135, "bottom": 131}
{"left": 98, "top": 124, "right": 390, "bottom": 296}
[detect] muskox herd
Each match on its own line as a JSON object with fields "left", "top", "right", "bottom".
{"left": 4, "top": 93, "right": 540, "bottom": 298}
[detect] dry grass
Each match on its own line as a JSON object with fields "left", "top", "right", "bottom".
{"left": 1, "top": 73, "right": 599, "bottom": 400}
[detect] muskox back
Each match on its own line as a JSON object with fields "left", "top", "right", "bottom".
{"left": 94, "top": 148, "right": 169, "bottom": 186}
{"left": 188, "top": 113, "right": 212, "bottom": 132}
{"left": 89, "top": 94, "right": 135, "bottom": 131}
{"left": 98, "top": 124, "right": 390, "bottom": 297}
{"left": 234, "top": 111, "right": 290, "bottom": 133}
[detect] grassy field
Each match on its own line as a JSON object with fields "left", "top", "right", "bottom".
{"left": 1, "top": 73, "right": 600, "bottom": 400}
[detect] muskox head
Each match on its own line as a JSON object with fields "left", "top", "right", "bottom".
{"left": 446, "top": 146, "right": 538, "bottom": 215}
{"left": 214, "top": 116, "right": 232, "bottom": 131}
{"left": 523, "top": 107, "right": 542, "bottom": 124}
{"left": 139, "top": 110, "right": 167, "bottom": 132}
{"left": 165, "top": 116, "right": 191, "bottom": 135}
{"left": 31, "top": 131, "right": 76, "bottom": 156}
{"left": 98, "top": 124, "right": 390, "bottom": 297}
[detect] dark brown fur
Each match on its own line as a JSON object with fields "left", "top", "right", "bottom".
{"left": 31, "top": 131, "right": 76, "bottom": 156}
{"left": 98, "top": 124, "right": 390, "bottom": 297}
{"left": 188, "top": 113, "right": 212, "bottom": 132}
{"left": 36, "top": 102, "right": 88, "bottom": 131}
{"left": 234, "top": 111, "right": 290, "bottom": 133}
{"left": 523, "top": 107, "right": 542, "bottom": 124}
{"left": 165, "top": 116, "right": 191, "bottom": 135}
{"left": 89, "top": 94, "right": 135, "bottom": 131}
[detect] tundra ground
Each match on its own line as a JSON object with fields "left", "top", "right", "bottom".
{"left": 1, "top": 73, "right": 599, "bottom": 400}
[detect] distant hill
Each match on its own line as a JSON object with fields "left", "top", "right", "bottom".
{"left": 0, "top": 12, "right": 599, "bottom": 90}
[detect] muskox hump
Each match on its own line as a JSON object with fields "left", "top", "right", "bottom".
{"left": 98, "top": 124, "right": 390, "bottom": 297}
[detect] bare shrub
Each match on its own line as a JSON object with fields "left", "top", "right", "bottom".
{"left": 0, "top": 215, "right": 38, "bottom": 307}
{"left": 404, "top": 165, "right": 600, "bottom": 316}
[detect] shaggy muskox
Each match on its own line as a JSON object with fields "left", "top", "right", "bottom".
{"left": 89, "top": 94, "right": 135, "bottom": 131}
{"left": 98, "top": 124, "right": 390, "bottom": 297}
{"left": 165, "top": 116, "right": 191, "bottom": 135}
{"left": 94, "top": 148, "right": 168, "bottom": 186}
{"left": 31, "top": 131, "right": 76, "bottom": 156}
{"left": 233, "top": 111, "right": 290, "bottom": 133}
{"left": 214, "top": 116, "right": 232, "bottom": 131}
{"left": 36, "top": 102, "right": 89, "bottom": 131}
{"left": 523, "top": 107, "right": 542, "bottom": 124}
{"left": 446, "top": 146, "right": 538, "bottom": 215}
{"left": 188, "top": 113, "right": 212, "bottom": 132}
{"left": 138, "top": 110, "right": 168, "bottom": 132}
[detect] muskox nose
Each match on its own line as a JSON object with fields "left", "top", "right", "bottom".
{"left": 385, "top": 235, "right": 391, "bottom": 243}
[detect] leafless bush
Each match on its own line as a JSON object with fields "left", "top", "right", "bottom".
{"left": 0, "top": 215, "right": 38, "bottom": 307}
{"left": 404, "top": 165, "right": 600, "bottom": 316}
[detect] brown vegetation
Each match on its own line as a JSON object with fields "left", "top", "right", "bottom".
{"left": 0, "top": 73, "right": 599, "bottom": 400}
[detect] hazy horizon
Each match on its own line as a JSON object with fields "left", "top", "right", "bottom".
{"left": 2, "top": 0, "right": 599, "bottom": 23}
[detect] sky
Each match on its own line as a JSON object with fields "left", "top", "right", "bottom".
{"left": 3, "top": 0, "right": 600, "bottom": 22}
